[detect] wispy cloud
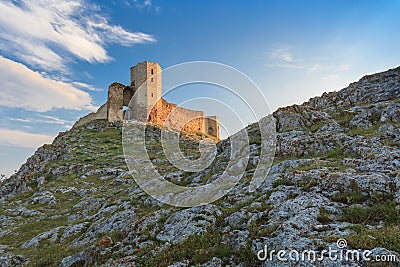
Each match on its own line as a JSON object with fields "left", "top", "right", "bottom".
{"left": 9, "top": 115, "right": 73, "bottom": 125}
{"left": 0, "top": 128, "right": 53, "bottom": 148}
{"left": 71, "top": 82, "right": 104, "bottom": 91}
{"left": 266, "top": 48, "right": 322, "bottom": 71}
{"left": 9, "top": 118, "right": 36, "bottom": 123}
{"left": 268, "top": 48, "right": 294, "bottom": 63}
{"left": 0, "top": 0, "right": 156, "bottom": 70}
{"left": 0, "top": 56, "right": 96, "bottom": 112}
{"left": 38, "top": 115, "right": 74, "bottom": 125}
{"left": 127, "top": 0, "right": 161, "bottom": 13}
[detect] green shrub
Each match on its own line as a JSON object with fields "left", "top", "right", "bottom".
{"left": 317, "top": 209, "right": 333, "bottom": 224}
{"left": 300, "top": 178, "right": 318, "bottom": 191}
{"left": 326, "top": 147, "right": 345, "bottom": 159}
{"left": 340, "top": 205, "right": 369, "bottom": 224}
{"left": 148, "top": 232, "right": 233, "bottom": 265}
{"left": 272, "top": 178, "right": 293, "bottom": 188}
{"left": 309, "top": 122, "right": 324, "bottom": 133}
{"left": 339, "top": 200, "right": 400, "bottom": 225}
{"left": 348, "top": 124, "right": 381, "bottom": 137}
{"left": 330, "top": 191, "right": 367, "bottom": 205}
{"left": 347, "top": 225, "right": 400, "bottom": 253}
{"left": 367, "top": 200, "right": 400, "bottom": 224}
{"left": 248, "top": 220, "right": 278, "bottom": 239}
{"left": 332, "top": 111, "right": 355, "bottom": 127}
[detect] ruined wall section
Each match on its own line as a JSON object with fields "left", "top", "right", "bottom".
{"left": 205, "top": 116, "right": 220, "bottom": 139}
{"left": 107, "top": 82, "right": 135, "bottom": 121}
{"left": 72, "top": 103, "right": 108, "bottom": 129}
{"left": 149, "top": 99, "right": 206, "bottom": 134}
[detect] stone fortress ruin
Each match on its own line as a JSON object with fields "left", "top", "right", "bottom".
{"left": 74, "top": 61, "right": 220, "bottom": 140}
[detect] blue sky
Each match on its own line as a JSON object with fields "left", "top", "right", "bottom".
{"left": 0, "top": 0, "right": 400, "bottom": 177}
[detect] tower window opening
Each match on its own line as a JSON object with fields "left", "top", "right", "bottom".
{"left": 151, "top": 93, "right": 154, "bottom": 97}
{"left": 151, "top": 69, "right": 154, "bottom": 75}
{"left": 151, "top": 77, "right": 154, "bottom": 82}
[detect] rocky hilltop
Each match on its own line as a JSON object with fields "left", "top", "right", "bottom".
{"left": 0, "top": 67, "right": 400, "bottom": 266}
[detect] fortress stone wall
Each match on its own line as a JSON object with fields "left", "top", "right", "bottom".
{"left": 73, "top": 103, "right": 108, "bottom": 128}
{"left": 73, "top": 61, "right": 220, "bottom": 140}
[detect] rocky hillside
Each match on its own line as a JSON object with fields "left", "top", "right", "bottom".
{"left": 0, "top": 67, "right": 400, "bottom": 266}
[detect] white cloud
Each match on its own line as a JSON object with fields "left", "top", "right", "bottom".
{"left": 130, "top": 0, "right": 161, "bottom": 13}
{"left": 9, "top": 115, "right": 73, "bottom": 125}
{"left": 71, "top": 82, "right": 103, "bottom": 91}
{"left": 0, "top": 128, "right": 53, "bottom": 148}
{"left": 9, "top": 118, "right": 34, "bottom": 123}
{"left": 266, "top": 48, "right": 322, "bottom": 72}
{"left": 38, "top": 115, "right": 73, "bottom": 125}
{"left": 86, "top": 20, "right": 155, "bottom": 47}
{"left": 268, "top": 48, "right": 294, "bottom": 63}
{"left": 0, "top": 56, "right": 96, "bottom": 112}
{"left": 0, "top": 0, "right": 156, "bottom": 70}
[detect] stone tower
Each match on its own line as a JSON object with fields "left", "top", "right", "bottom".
{"left": 129, "top": 61, "right": 162, "bottom": 122}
